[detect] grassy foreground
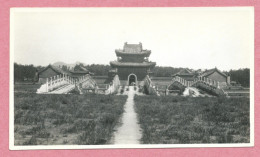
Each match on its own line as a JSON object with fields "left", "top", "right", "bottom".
{"left": 14, "top": 91, "right": 127, "bottom": 145}
{"left": 135, "top": 96, "right": 250, "bottom": 144}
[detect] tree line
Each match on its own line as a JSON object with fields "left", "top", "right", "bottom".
{"left": 14, "top": 63, "right": 44, "bottom": 83}
{"left": 228, "top": 68, "right": 250, "bottom": 87}
{"left": 14, "top": 63, "right": 250, "bottom": 87}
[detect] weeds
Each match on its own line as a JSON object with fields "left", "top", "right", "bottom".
{"left": 14, "top": 84, "right": 127, "bottom": 145}
{"left": 135, "top": 96, "right": 250, "bottom": 144}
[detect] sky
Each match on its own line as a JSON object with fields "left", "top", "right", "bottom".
{"left": 12, "top": 7, "right": 254, "bottom": 71}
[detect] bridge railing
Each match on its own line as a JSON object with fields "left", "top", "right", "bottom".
{"left": 170, "top": 76, "right": 227, "bottom": 96}
{"left": 77, "top": 74, "right": 96, "bottom": 85}
{"left": 47, "top": 74, "right": 75, "bottom": 92}
{"left": 37, "top": 73, "right": 99, "bottom": 94}
{"left": 172, "top": 76, "right": 220, "bottom": 89}
{"left": 37, "top": 74, "right": 75, "bottom": 94}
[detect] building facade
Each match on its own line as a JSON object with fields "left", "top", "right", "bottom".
{"left": 198, "top": 68, "right": 230, "bottom": 87}
{"left": 110, "top": 42, "right": 156, "bottom": 85}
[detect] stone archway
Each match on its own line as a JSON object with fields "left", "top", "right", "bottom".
{"left": 128, "top": 74, "right": 137, "bottom": 86}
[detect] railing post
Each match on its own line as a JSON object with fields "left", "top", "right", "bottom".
{"left": 50, "top": 77, "right": 52, "bottom": 91}
{"left": 57, "top": 75, "right": 59, "bottom": 86}
{"left": 46, "top": 78, "right": 49, "bottom": 92}
{"left": 59, "top": 74, "right": 61, "bottom": 85}
{"left": 58, "top": 75, "right": 60, "bottom": 86}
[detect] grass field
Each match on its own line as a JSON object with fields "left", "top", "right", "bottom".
{"left": 135, "top": 96, "right": 250, "bottom": 144}
{"left": 14, "top": 84, "right": 127, "bottom": 145}
{"left": 14, "top": 83, "right": 41, "bottom": 93}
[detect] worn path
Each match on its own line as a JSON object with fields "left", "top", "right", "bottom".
{"left": 112, "top": 86, "right": 142, "bottom": 144}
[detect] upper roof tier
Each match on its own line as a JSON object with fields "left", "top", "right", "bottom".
{"left": 115, "top": 42, "right": 151, "bottom": 57}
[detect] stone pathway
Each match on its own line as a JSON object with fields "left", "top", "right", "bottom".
{"left": 112, "top": 86, "right": 142, "bottom": 144}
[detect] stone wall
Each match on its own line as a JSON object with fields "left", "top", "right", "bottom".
{"left": 142, "top": 75, "right": 159, "bottom": 96}
{"left": 106, "top": 75, "right": 120, "bottom": 94}
{"left": 38, "top": 68, "right": 59, "bottom": 83}
{"left": 207, "top": 71, "right": 227, "bottom": 83}
{"left": 117, "top": 67, "right": 148, "bottom": 81}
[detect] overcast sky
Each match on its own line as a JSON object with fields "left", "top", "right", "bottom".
{"left": 12, "top": 7, "right": 254, "bottom": 71}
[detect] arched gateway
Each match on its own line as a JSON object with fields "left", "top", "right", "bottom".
{"left": 109, "top": 42, "right": 156, "bottom": 86}
{"left": 128, "top": 74, "right": 137, "bottom": 86}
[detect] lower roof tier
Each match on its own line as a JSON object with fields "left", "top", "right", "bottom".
{"left": 110, "top": 61, "right": 156, "bottom": 68}
{"left": 115, "top": 49, "right": 151, "bottom": 57}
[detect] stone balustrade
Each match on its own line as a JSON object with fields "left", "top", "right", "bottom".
{"left": 46, "top": 74, "right": 75, "bottom": 92}
{"left": 171, "top": 76, "right": 220, "bottom": 89}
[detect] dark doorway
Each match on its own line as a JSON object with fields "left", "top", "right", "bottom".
{"left": 128, "top": 74, "right": 137, "bottom": 86}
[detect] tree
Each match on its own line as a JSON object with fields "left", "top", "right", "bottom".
{"left": 229, "top": 68, "right": 250, "bottom": 87}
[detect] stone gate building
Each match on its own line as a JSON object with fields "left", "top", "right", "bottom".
{"left": 110, "top": 42, "right": 156, "bottom": 85}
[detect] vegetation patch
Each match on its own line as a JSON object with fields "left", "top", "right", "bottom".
{"left": 135, "top": 96, "right": 250, "bottom": 144}
{"left": 14, "top": 84, "right": 127, "bottom": 145}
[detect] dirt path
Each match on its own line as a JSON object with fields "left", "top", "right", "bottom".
{"left": 111, "top": 86, "right": 142, "bottom": 144}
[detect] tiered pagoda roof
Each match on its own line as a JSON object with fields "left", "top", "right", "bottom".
{"left": 115, "top": 42, "right": 151, "bottom": 57}
{"left": 110, "top": 42, "right": 156, "bottom": 68}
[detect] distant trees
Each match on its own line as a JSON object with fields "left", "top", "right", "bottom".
{"left": 153, "top": 66, "right": 184, "bottom": 77}
{"left": 228, "top": 68, "right": 250, "bottom": 87}
{"left": 14, "top": 63, "right": 44, "bottom": 83}
{"left": 74, "top": 63, "right": 84, "bottom": 71}
{"left": 13, "top": 63, "right": 250, "bottom": 87}
{"left": 84, "top": 64, "right": 111, "bottom": 76}
{"left": 61, "top": 65, "right": 68, "bottom": 71}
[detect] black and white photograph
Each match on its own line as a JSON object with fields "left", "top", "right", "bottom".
{"left": 10, "top": 7, "right": 254, "bottom": 149}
